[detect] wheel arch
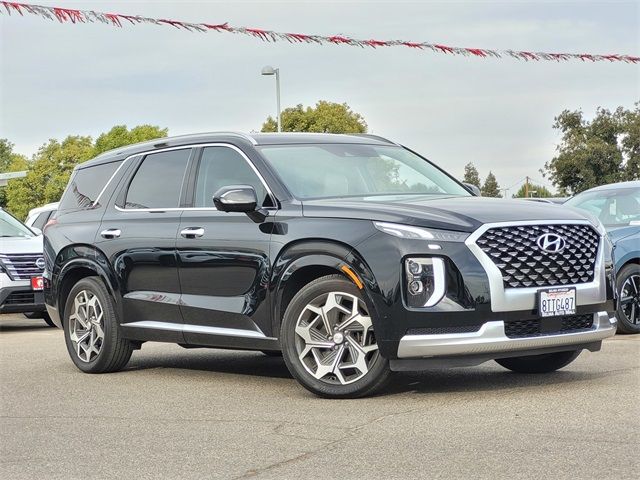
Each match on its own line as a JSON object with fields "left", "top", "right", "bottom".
{"left": 270, "top": 239, "right": 381, "bottom": 336}
{"left": 55, "top": 245, "right": 120, "bottom": 323}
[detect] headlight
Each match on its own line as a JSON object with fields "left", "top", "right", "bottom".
{"left": 374, "top": 221, "right": 469, "bottom": 242}
{"left": 404, "top": 257, "right": 446, "bottom": 307}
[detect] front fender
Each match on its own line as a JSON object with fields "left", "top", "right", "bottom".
{"left": 269, "top": 239, "right": 386, "bottom": 352}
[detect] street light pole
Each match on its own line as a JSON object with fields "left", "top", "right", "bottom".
{"left": 275, "top": 68, "right": 281, "bottom": 133}
{"left": 261, "top": 65, "right": 281, "bottom": 132}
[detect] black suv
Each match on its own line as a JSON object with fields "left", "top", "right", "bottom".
{"left": 44, "top": 132, "right": 617, "bottom": 398}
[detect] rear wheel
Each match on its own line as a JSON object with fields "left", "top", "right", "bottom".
{"left": 616, "top": 264, "right": 640, "bottom": 334}
{"left": 63, "top": 277, "right": 133, "bottom": 373}
{"left": 281, "top": 275, "right": 391, "bottom": 398}
{"left": 496, "top": 350, "right": 581, "bottom": 373}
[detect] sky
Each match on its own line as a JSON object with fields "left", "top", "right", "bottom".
{"left": 1, "top": 0, "right": 639, "bottom": 196}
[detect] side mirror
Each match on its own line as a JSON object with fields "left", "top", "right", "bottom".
{"left": 213, "top": 185, "right": 258, "bottom": 213}
{"left": 30, "top": 227, "right": 42, "bottom": 236}
{"left": 462, "top": 182, "right": 481, "bottom": 196}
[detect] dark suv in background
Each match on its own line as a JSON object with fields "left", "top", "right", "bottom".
{"left": 44, "top": 132, "right": 617, "bottom": 398}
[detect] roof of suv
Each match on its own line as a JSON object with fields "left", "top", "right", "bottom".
{"left": 80, "top": 132, "right": 396, "bottom": 169}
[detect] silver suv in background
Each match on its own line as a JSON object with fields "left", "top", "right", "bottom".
{"left": 0, "top": 208, "right": 52, "bottom": 326}
{"left": 25, "top": 202, "right": 59, "bottom": 233}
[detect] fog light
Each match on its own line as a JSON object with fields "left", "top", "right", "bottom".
{"left": 404, "top": 257, "right": 446, "bottom": 308}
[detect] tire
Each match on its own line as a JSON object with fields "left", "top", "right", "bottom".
{"left": 280, "top": 274, "right": 391, "bottom": 398}
{"left": 63, "top": 277, "right": 133, "bottom": 373}
{"left": 495, "top": 350, "right": 581, "bottom": 373}
{"left": 615, "top": 263, "right": 640, "bottom": 334}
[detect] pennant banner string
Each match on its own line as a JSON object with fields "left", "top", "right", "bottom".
{"left": 1, "top": 1, "right": 638, "bottom": 64}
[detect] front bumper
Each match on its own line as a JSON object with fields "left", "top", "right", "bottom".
{"left": 0, "top": 285, "right": 45, "bottom": 314}
{"left": 396, "top": 311, "right": 616, "bottom": 359}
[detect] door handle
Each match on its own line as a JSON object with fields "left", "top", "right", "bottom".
{"left": 180, "top": 227, "right": 205, "bottom": 238}
{"left": 100, "top": 228, "right": 121, "bottom": 239}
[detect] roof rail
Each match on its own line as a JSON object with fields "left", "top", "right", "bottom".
{"left": 213, "top": 131, "right": 258, "bottom": 145}
{"left": 350, "top": 134, "right": 397, "bottom": 145}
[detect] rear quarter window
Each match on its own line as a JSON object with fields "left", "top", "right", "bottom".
{"left": 58, "top": 161, "right": 122, "bottom": 211}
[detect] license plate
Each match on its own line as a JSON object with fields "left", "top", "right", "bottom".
{"left": 538, "top": 287, "right": 576, "bottom": 317}
{"left": 31, "top": 276, "right": 43, "bottom": 291}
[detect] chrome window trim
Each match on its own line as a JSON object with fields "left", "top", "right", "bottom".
{"left": 465, "top": 219, "right": 606, "bottom": 312}
{"left": 106, "top": 143, "right": 275, "bottom": 213}
{"left": 121, "top": 320, "right": 275, "bottom": 340}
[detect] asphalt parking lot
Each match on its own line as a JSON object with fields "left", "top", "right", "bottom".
{"left": 1, "top": 313, "right": 638, "bottom": 480}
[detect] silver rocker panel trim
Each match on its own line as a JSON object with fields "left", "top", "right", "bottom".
{"left": 121, "top": 321, "right": 274, "bottom": 339}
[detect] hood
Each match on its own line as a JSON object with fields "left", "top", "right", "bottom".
{"left": 302, "top": 195, "right": 593, "bottom": 232}
{"left": 0, "top": 235, "right": 43, "bottom": 255}
{"left": 606, "top": 224, "right": 640, "bottom": 244}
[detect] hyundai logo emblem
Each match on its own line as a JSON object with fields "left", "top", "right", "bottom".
{"left": 35, "top": 258, "right": 45, "bottom": 269}
{"left": 536, "top": 233, "right": 566, "bottom": 253}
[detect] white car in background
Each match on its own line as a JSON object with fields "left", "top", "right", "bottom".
{"left": 25, "top": 202, "right": 58, "bottom": 232}
{"left": 0, "top": 208, "right": 52, "bottom": 326}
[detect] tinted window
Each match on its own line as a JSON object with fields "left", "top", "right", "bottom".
{"left": 59, "top": 161, "right": 122, "bottom": 211}
{"left": 126, "top": 150, "right": 191, "bottom": 209}
{"left": 194, "top": 147, "right": 267, "bottom": 207}
{"left": 32, "top": 211, "right": 54, "bottom": 230}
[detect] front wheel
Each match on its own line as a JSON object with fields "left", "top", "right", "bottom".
{"left": 63, "top": 277, "right": 133, "bottom": 373}
{"left": 281, "top": 275, "right": 391, "bottom": 398}
{"left": 495, "top": 350, "right": 581, "bottom": 373}
{"left": 616, "top": 264, "right": 640, "bottom": 334}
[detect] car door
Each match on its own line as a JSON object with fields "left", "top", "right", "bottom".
{"left": 96, "top": 147, "right": 194, "bottom": 342}
{"left": 176, "top": 145, "right": 275, "bottom": 347}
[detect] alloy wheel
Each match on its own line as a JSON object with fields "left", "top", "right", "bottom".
{"left": 294, "top": 291, "right": 378, "bottom": 385}
{"left": 620, "top": 274, "right": 640, "bottom": 325}
{"left": 68, "top": 290, "right": 105, "bottom": 362}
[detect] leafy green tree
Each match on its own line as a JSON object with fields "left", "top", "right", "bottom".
{"left": 4, "top": 125, "right": 168, "bottom": 219}
{"left": 481, "top": 171, "right": 501, "bottom": 197}
{"left": 512, "top": 183, "right": 553, "bottom": 198}
{"left": 543, "top": 104, "right": 639, "bottom": 194}
{"left": 0, "top": 139, "right": 29, "bottom": 208}
{"left": 462, "top": 163, "right": 481, "bottom": 188}
{"left": 261, "top": 101, "right": 367, "bottom": 133}
{"left": 6, "top": 136, "right": 94, "bottom": 219}
{"left": 93, "top": 125, "right": 168, "bottom": 156}
{"left": 620, "top": 103, "right": 640, "bottom": 180}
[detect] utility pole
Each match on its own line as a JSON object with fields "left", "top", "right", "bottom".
{"left": 524, "top": 176, "right": 530, "bottom": 198}
{"left": 500, "top": 188, "right": 509, "bottom": 198}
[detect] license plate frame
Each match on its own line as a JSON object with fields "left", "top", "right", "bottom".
{"left": 538, "top": 287, "right": 576, "bottom": 317}
{"left": 31, "top": 276, "right": 43, "bottom": 291}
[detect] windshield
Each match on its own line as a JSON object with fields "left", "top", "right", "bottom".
{"left": 258, "top": 144, "right": 470, "bottom": 200}
{"left": 0, "top": 210, "right": 36, "bottom": 238}
{"left": 565, "top": 187, "right": 640, "bottom": 228}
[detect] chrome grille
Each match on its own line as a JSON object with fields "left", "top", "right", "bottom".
{"left": 475, "top": 224, "right": 600, "bottom": 289}
{"left": 0, "top": 253, "right": 44, "bottom": 281}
